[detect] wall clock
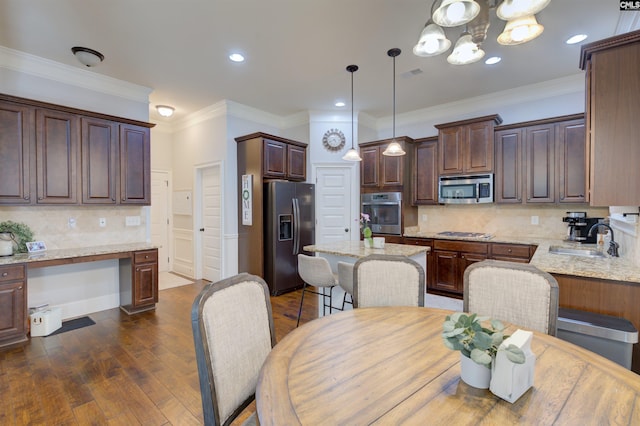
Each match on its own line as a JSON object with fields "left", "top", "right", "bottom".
{"left": 322, "top": 129, "right": 346, "bottom": 152}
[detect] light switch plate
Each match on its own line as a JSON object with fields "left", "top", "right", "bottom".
{"left": 99, "top": 218, "right": 106, "bottom": 227}
{"left": 531, "top": 216, "right": 539, "bottom": 225}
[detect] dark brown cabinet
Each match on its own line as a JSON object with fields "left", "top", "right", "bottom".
{"left": 81, "top": 117, "right": 118, "bottom": 204}
{"left": 0, "top": 102, "right": 32, "bottom": 204}
{"left": 35, "top": 109, "right": 79, "bottom": 204}
{"left": 490, "top": 243, "right": 536, "bottom": 263}
{"left": 580, "top": 30, "right": 640, "bottom": 206}
{"left": 412, "top": 137, "right": 438, "bottom": 205}
{"left": 430, "top": 240, "right": 488, "bottom": 297}
{"left": 495, "top": 115, "right": 585, "bottom": 204}
{"left": 261, "top": 138, "right": 307, "bottom": 181}
{"left": 120, "top": 249, "right": 158, "bottom": 314}
{"left": 359, "top": 137, "right": 413, "bottom": 190}
{"left": 0, "top": 264, "right": 27, "bottom": 347}
{"left": 120, "top": 124, "right": 151, "bottom": 204}
{"left": 403, "top": 237, "right": 434, "bottom": 295}
{"left": 436, "top": 115, "right": 502, "bottom": 176}
{"left": 0, "top": 94, "right": 153, "bottom": 206}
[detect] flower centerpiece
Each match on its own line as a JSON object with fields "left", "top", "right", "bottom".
{"left": 442, "top": 312, "right": 525, "bottom": 388}
{"left": 360, "top": 213, "right": 373, "bottom": 248}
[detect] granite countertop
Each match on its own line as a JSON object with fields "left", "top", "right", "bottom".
{"left": 0, "top": 242, "right": 158, "bottom": 266}
{"left": 304, "top": 241, "right": 429, "bottom": 259}
{"left": 404, "top": 230, "right": 640, "bottom": 284}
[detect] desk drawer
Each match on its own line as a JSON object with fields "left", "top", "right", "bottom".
{"left": 0, "top": 264, "right": 26, "bottom": 282}
{"left": 134, "top": 250, "right": 157, "bottom": 264}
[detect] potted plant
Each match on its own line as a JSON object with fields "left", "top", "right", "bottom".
{"left": 442, "top": 312, "right": 525, "bottom": 388}
{"left": 360, "top": 213, "right": 373, "bottom": 248}
{"left": 0, "top": 221, "right": 34, "bottom": 254}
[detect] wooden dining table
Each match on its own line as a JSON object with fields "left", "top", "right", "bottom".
{"left": 256, "top": 306, "right": 640, "bottom": 425}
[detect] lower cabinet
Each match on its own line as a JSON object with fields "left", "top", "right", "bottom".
{"left": 403, "top": 237, "right": 433, "bottom": 293}
{"left": 119, "top": 249, "right": 158, "bottom": 314}
{"left": 0, "top": 264, "right": 27, "bottom": 347}
{"left": 431, "top": 240, "right": 488, "bottom": 297}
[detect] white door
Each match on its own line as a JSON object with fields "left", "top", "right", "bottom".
{"left": 200, "top": 165, "right": 221, "bottom": 282}
{"left": 150, "top": 171, "right": 170, "bottom": 272}
{"left": 315, "top": 166, "right": 354, "bottom": 244}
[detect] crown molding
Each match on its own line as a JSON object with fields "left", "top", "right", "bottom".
{"left": 0, "top": 46, "right": 152, "bottom": 103}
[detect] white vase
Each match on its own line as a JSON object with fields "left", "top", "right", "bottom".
{"left": 459, "top": 353, "right": 491, "bottom": 389}
{"left": 363, "top": 238, "right": 372, "bottom": 248}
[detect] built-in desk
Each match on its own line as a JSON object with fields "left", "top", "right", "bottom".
{"left": 0, "top": 243, "right": 158, "bottom": 348}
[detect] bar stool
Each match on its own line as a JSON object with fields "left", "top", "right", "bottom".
{"left": 337, "top": 261, "right": 354, "bottom": 309}
{"left": 296, "top": 254, "right": 337, "bottom": 327}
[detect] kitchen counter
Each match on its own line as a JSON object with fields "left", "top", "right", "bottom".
{"left": 404, "top": 230, "right": 640, "bottom": 284}
{"left": 304, "top": 240, "right": 429, "bottom": 259}
{"left": 0, "top": 243, "right": 158, "bottom": 267}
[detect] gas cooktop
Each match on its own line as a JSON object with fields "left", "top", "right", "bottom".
{"left": 437, "top": 231, "right": 493, "bottom": 239}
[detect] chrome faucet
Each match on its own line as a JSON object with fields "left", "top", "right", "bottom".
{"left": 587, "top": 223, "right": 619, "bottom": 257}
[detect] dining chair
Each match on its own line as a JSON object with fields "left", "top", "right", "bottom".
{"left": 463, "top": 259, "right": 559, "bottom": 335}
{"left": 337, "top": 261, "right": 355, "bottom": 309}
{"left": 353, "top": 254, "right": 425, "bottom": 308}
{"left": 296, "top": 254, "right": 338, "bottom": 326}
{"left": 191, "top": 273, "right": 276, "bottom": 426}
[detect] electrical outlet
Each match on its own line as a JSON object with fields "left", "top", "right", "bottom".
{"left": 531, "top": 215, "right": 539, "bottom": 225}
{"left": 99, "top": 218, "right": 106, "bottom": 227}
{"left": 68, "top": 217, "right": 76, "bottom": 229}
{"left": 421, "top": 214, "right": 428, "bottom": 222}
{"left": 126, "top": 216, "right": 141, "bottom": 226}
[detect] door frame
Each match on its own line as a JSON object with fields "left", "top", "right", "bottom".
{"left": 312, "top": 162, "right": 360, "bottom": 242}
{"left": 194, "top": 161, "right": 225, "bottom": 280}
{"left": 148, "top": 169, "right": 172, "bottom": 272}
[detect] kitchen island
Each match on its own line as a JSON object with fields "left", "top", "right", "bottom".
{"left": 303, "top": 241, "right": 430, "bottom": 314}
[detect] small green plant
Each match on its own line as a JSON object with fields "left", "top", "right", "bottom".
{"left": 360, "top": 213, "right": 372, "bottom": 245}
{"left": 0, "top": 221, "right": 34, "bottom": 253}
{"left": 442, "top": 312, "right": 526, "bottom": 368}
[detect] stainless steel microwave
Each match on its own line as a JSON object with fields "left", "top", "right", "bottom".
{"left": 438, "top": 174, "right": 494, "bottom": 204}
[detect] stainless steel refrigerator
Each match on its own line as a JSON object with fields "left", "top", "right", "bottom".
{"left": 264, "top": 181, "right": 315, "bottom": 296}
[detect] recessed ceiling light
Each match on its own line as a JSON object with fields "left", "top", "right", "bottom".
{"left": 566, "top": 34, "right": 588, "bottom": 45}
{"left": 156, "top": 105, "right": 175, "bottom": 117}
{"left": 485, "top": 56, "right": 501, "bottom": 65}
{"left": 229, "top": 53, "right": 245, "bottom": 62}
{"left": 335, "top": 101, "right": 345, "bottom": 107}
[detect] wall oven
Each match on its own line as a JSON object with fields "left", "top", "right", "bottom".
{"left": 438, "top": 173, "right": 494, "bottom": 204}
{"left": 361, "top": 192, "right": 402, "bottom": 235}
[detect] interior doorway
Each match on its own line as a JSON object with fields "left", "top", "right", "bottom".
{"left": 150, "top": 170, "right": 170, "bottom": 273}
{"left": 314, "top": 165, "right": 358, "bottom": 244}
{"left": 195, "top": 163, "right": 223, "bottom": 282}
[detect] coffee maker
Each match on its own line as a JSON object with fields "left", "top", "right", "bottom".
{"left": 563, "top": 212, "right": 603, "bottom": 243}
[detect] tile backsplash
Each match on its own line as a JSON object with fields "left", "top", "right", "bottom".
{"left": 0, "top": 206, "right": 147, "bottom": 250}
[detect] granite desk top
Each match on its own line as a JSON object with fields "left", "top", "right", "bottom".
{"left": 403, "top": 230, "right": 640, "bottom": 284}
{"left": 304, "top": 241, "right": 429, "bottom": 259}
{"left": 0, "top": 243, "right": 158, "bottom": 267}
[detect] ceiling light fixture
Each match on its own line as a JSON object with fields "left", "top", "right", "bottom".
{"left": 485, "top": 56, "right": 501, "bottom": 64}
{"left": 566, "top": 34, "right": 588, "bottom": 45}
{"left": 413, "top": 0, "right": 550, "bottom": 64}
{"left": 229, "top": 53, "right": 245, "bottom": 62}
{"left": 156, "top": 105, "right": 175, "bottom": 117}
{"left": 335, "top": 101, "right": 346, "bottom": 107}
{"left": 382, "top": 48, "right": 406, "bottom": 157}
{"left": 342, "top": 65, "right": 362, "bottom": 162}
{"left": 71, "top": 46, "right": 104, "bottom": 67}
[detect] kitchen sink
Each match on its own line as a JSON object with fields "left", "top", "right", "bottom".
{"left": 548, "top": 246, "right": 606, "bottom": 258}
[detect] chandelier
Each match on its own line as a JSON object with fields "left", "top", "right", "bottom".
{"left": 413, "top": 0, "right": 550, "bottom": 65}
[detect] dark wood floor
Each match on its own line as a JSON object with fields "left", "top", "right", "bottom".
{"left": 0, "top": 280, "right": 318, "bottom": 425}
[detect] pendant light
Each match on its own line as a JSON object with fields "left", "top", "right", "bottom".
{"left": 342, "top": 65, "right": 362, "bottom": 162}
{"left": 382, "top": 48, "right": 406, "bottom": 157}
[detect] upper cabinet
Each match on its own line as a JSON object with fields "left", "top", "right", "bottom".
{"left": 0, "top": 94, "right": 154, "bottom": 206}
{"left": 412, "top": 137, "right": 438, "bottom": 205}
{"left": 236, "top": 133, "right": 307, "bottom": 182}
{"left": 359, "top": 137, "right": 413, "bottom": 191}
{"left": 436, "top": 115, "right": 502, "bottom": 176}
{"left": 580, "top": 30, "right": 640, "bottom": 206}
{"left": 495, "top": 114, "right": 585, "bottom": 204}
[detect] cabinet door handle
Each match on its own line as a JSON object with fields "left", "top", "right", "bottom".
{"left": 145, "top": 255, "right": 149, "bottom": 259}
{"left": 1, "top": 272, "right": 7, "bottom": 277}
{"left": 136, "top": 268, "right": 140, "bottom": 272}
{"left": 508, "top": 249, "right": 512, "bottom": 253}
{"left": 24, "top": 195, "right": 29, "bottom": 200}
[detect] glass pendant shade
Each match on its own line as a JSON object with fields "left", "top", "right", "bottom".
{"left": 382, "top": 140, "right": 406, "bottom": 156}
{"left": 497, "top": 15, "right": 544, "bottom": 45}
{"left": 343, "top": 64, "right": 362, "bottom": 162}
{"left": 432, "top": 0, "right": 480, "bottom": 27}
{"left": 342, "top": 148, "right": 362, "bottom": 161}
{"left": 413, "top": 21, "right": 451, "bottom": 57}
{"left": 447, "top": 32, "right": 485, "bottom": 65}
{"left": 496, "top": 0, "right": 551, "bottom": 21}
